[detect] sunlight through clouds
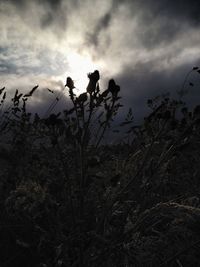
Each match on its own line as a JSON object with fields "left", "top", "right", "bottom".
{"left": 66, "top": 51, "right": 99, "bottom": 94}
{"left": 1, "top": 0, "right": 200, "bottom": 115}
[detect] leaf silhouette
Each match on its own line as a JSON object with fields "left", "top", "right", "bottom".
{"left": 0, "top": 87, "right": 5, "bottom": 95}
{"left": 108, "top": 79, "right": 120, "bottom": 96}
{"left": 24, "top": 85, "right": 39, "bottom": 97}
{"left": 47, "top": 88, "right": 54, "bottom": 93}
{"left": 78, "top": 92, "right": 87, "bottom": 103}
{"left": 65, "top": 77, "right": 75, "bottom": 89}
{"left": 86, "top": 70, "right": 100, "bottom": 93}
{"left": 2, "top": 92, "right": 6, "bottom": 100}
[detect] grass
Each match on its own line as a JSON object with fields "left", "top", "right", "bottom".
{"left": 0, "top": 69, "right": 200, "bottom": 266}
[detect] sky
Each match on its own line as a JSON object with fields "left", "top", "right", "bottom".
{"left": 0, "top": 0, "right": 200, "bottom": 120}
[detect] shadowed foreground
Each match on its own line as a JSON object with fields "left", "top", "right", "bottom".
{"left": 0, "top": 70, "right": 200, "bottom": 266}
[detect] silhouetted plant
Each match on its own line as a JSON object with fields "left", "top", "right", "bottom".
{"left": 0, "top": 68, "right": 200, "bottom": 266}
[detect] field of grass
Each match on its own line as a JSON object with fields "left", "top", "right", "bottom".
{"left": 0, "top": 70, "right": 200, "bottom": 266}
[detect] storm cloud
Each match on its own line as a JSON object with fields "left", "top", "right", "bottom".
{"left": 0, "top": 0, "right": 200, "bottom": 119}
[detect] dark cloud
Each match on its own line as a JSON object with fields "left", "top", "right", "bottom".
{"left": 86, "top": 12, "right": 112, "bottom": 47}
{"left": 110, "top": 0, "right": 200, "bottom": 49}
{"left": 40, "top": 9, "right": 67, "bottom": 32}
{"left": 115, "top": 59, "right": 200, "bottom": 123}
{"left": 85, "top": 0, "right": 123, "bottom": 49}
{"left": 7, "top": 0, "right": 62, "bottom": 9}
{"left": 148, "top": 0, "right": 200, "bottom": 26}
{"left": 139, "top": 0, "right": 200, "bottom": 48}
{"left": 83, "top": 0, "right": 200, "bottom": 54}
{"left": 45, "top": 0, "right": 62, "bottom": 9}
{"left": 7, "top": 0, "right": 27, "bottom": 8}
{"left": 40, "top": 12, "right": 54, "bottom": 28}
{"left": 135, "top": 17, "right": 181, "bottom": 49}
{"left": 115, "top": 0, "right": 200, "bottom": 25}
{"left": 38, "top": 0, "right": 67, "bottom": 31}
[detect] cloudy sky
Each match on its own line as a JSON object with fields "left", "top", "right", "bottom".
{"left": 0, "top": 0, "right": 200, "bottom": 119}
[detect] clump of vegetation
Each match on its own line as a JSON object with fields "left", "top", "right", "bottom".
{"left": 0, "top": 68, "right": 200, "bottom": 266}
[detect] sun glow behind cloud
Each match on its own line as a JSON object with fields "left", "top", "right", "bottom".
{"left": 65, "top": 51, "right": 99, "bottom": 94}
